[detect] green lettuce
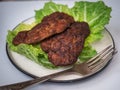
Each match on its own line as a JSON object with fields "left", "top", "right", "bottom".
{"left": 71, "top": 1, "right": 112, "bottom": 45}
{"left": 7, "top": 1, "right": 111, "bottom": 69}
{"left": 7, "top": 23, "right": 57, "bottom": 69}
{"left": 35, "top": 1, "right": 111, "bottom": 46}
{"left": 7, "top": 23, "right": 34, "bottom": 52}
{"left": 35, "top": 1, "right": 71, "bottom": 23}
{"left": 79, "top": 46, "right": 97, "bottom": 62}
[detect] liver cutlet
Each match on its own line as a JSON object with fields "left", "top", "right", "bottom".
{"left": 13, "top": 12, "right": 74, "bottom": 45}
{"left": 12, "top": 12, "right": 90, "bottom": 66}
{"left": 41, "top": 22, "right": 90, "bottom": 66}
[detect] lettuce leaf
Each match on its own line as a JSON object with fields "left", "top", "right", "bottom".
{"left": 35, "top": 1, "right": 111, "bottom": 46}
{"left": 79, "top": 46, "right": 97, "bottom": 62}
{"left": 71, "top": 1, "right": 112, "bottom": 45}
{"left": 35, "top": 1, "right": 71, "bottom": 23}
{"left": 7, "top": 23, "right": 34, "bottom": 52}
{"left": 7, "top": 23, "right": 57, "bottom": 69}
{"left": 7, "top": 1, "right": 111, "bottom": 69}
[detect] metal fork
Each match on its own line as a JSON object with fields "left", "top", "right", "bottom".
{"left": 0, "top": 45, "right": 116, "bottom": 90}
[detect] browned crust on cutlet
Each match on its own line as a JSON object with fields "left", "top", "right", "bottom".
{"left": 41, "top": 22, "right": 90, "bottom": 66}
{"left": 13, "top": 12, "right": 74, "bottom": 45}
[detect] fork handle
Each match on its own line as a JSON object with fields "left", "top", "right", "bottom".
{"left": 0, "top": 76, "right": 49, "bottom": 90}
{"left": 0, "top": 69, "right": 71, "bottom": 90}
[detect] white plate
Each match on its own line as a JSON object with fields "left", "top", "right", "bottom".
{"left": 6, "top": 17, "right": 115, "bottom": 82}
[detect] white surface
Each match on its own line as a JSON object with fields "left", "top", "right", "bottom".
{"left": 0, "top": 0, "right": 120, "bottom": 90}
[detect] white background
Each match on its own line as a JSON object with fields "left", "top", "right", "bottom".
{"left": 0, "top": 0, "right": 120, "bottom": 90}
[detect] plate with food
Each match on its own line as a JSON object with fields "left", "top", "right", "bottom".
{"left": 6, "top": 1, "right": 115, "bottom": 82}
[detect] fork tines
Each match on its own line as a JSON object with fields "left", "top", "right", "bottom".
{"left": 86, "top": 45, "right": 115, "bottom": 72}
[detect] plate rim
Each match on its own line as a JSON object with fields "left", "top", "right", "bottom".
{"left": 6, "top": 17, "right": 116, "bottom": 83}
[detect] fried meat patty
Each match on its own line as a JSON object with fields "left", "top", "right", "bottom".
{"left": 13, "top": 12, "right": 74, "bottom": 45}
{"left": 41, "top": 22, "right": 90, "bottom": 66}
